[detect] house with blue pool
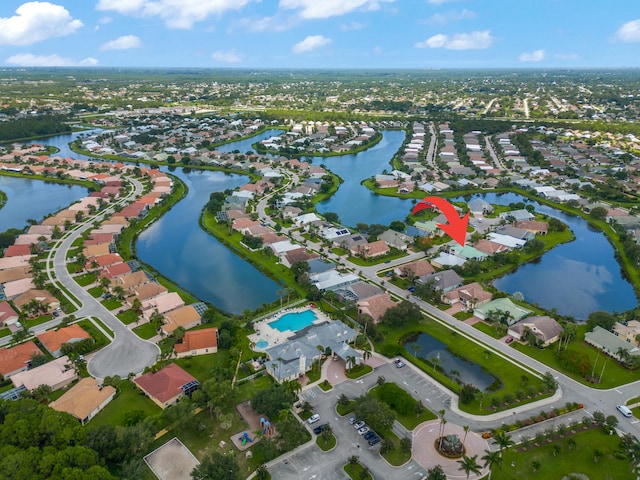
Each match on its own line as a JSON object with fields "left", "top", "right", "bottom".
{"left": 264, "top": 320, "right": 360, "bottom": 382}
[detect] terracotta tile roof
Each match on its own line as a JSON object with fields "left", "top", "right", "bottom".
{"left": 394, "top": 260, "right": 435, "bottom": 278}
{"left": 37, "top": 324, "right": 90, "bottom": 354}
{"left": 0, "top": 341, "right": 42, "bottom": 376}
{"left": 101, "top": 262, "right": 132, "bottom": 279}
{"left": 49, "top": 377, "right": 115, "bottom": 422}
{"left": 174, "top": 328, "right": 218, "bottom": 354}
{"left": 85, "top": 253, "right": 123, "bottom": 269}
{"left": 134, "top": 363, "right": 198, "bottom": 403}
{"left": 4, "top": 245, "right": 32, "bottom": 257}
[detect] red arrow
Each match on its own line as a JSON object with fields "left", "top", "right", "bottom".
{"left": 411, "top": 196, "right": 469, "bottom": 247}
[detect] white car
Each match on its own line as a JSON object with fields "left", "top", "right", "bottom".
{"left": 308, "top": 414, "right": 320, "bottom": 424}
{"left": 353, "top": 421, "right": 365, "bottom": 430}
{"left": 357, "top": 426, "right": 370, "bottom": 436}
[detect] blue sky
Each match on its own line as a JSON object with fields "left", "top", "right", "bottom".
{"left": 0, "top": 1, "right": 639, "bottom": 68}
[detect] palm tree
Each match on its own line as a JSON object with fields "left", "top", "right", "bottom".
{"left": 410, "top": 342, "right": 422, "bottom": 359}
{"left": 481, "top": 449, "right": 502, "bottom": 480}
{"left": 457, "top": 454, "right": 481, "bottom": 479}
{"left": 462, "top": 425, "right": 470, "bottom": 448}
{"left": 493, "top": 431, "right": 515, "bottom": 456}
{"left": 346, "top": 355, "right": 356, "bottom": 373}
{"left": 593, "top": 449, "right": 604, "bottom": 463}
{"left": 531, "top": 460, "right": 542, "bottom": 473}
{"left": 113, "top": 285, "right": 125, "bottom": 300}
{"left": 362, "top": 347, "right": 372, "bottom": 365}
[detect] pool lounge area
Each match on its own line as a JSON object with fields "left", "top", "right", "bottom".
{"left": 249, "top": 306, "right": 329, "bottom": 351}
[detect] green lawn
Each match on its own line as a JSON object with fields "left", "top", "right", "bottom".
{"left": 343, "top": 462, "right": 372, "bottom": 480}
{"left": 77, "top": 319, "right": 110, "bottom": 350}
{"left": 345, "top": 364, "right": 373, "bottom": 379}
{"left": 25, "top": 314, "right": 54, "bottom": 328}
{"left": 66, "top": 263, "right": 83, "bottom": 274}
{"left": 88, "top": 286, "right": 103, "bottom": 298}
{"left": 370, "top": 383, "right": 436, "bottom": 430}
{"left": 632, "top": 406, "right": 640, "bottom": 418}
{"left": 174, "top": 353, "right": 229, "bottom": 383}
{"left": 0, "top": 328, "right": 11, "bottom": 338}
{"left": 74, "top": 272, "right": 96, "bottom": 286}
{"left": 453, "top": 311, "right": 473, "bottom": 321}
{"left": 89, "top": 317, "right": 113, "bottom": 338}
{"left": 89, "top": 381, "right": 165, "bottom": 429}
{"left": 492, "top": 428, "right": 633, "bottom": 480}
{"left": 379, "top": 429, "right": 411, "bottom": 466}
{"left": 101, "top": 297, "right": 123, "bottom": 310}
{"left": 306, "top": 363, "right": 321, "bottom": 383}
{"left": 133, "top": 322, "right": 158, "bottom": 340}
{"left": 116, "top": 309, "right": 139, "bottom": 325}
{"left": 511, "top": 324, "right": 640, "bottom": 389}
{"left": 347, "top": 249, "right": 406, "bottom": 267}
{"left": 473, "top": 321, "right": 503, "bottom": 339}
{"left": 627, "top": 396, "right": 640, "bottom": 406}
{"left": 375, "top": 316, "right": 551, "bottom": 415}
{"left": 318, "top": 380, "right": 333, "bottom": 391}
{"left": 316, "top": 432, "right": 336, "bottom": 451}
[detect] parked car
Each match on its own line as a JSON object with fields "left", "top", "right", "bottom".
{"left": 363, "top": 431, "right": 376, "bottom": 440}
{"left": 348, "top": 416, "right": 357, "bottom": 425}
{"left": 357, "top": 426, "right": 370, "bottom": 436}
{"left": 353, "top": 421, "right": 365, "bottom": 430}
{"left": 395, "top": 358, "right": 405, "bottom": 368}
{"left": 505, "top": 336, "right": 514, "bottom": 344}
{"left": 52, "top": 311, "right": 59, "bottom": 317}
{"left": 313, "top": 423, "right": 329, "bottom": 435}
{"left": 617, "top": 404, "right": 633, "bottom": 418}
{"left": 368, "top": 435, "right": 381, "bottom": 446}
{"left": 308, "top": 414, "right": 320, "bottom": 424}
{"left": 408, "top": 286, "right": 415, "bottom": 293}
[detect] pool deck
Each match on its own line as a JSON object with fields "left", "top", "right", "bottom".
{"left": 249, "top": 306, "right": 331, "bottom": 352}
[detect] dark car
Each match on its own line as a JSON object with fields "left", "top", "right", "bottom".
{"left": 363, "top": 431, "right": 376, "bottom": 440}
{"left": 313, "top": 423, "right": 329, "bottom": 435}
{"left": 368, "top": 435, "right": 381, "bottom": 446}
{"left": 505, "top": 336, "right": 514, "bottom": 344}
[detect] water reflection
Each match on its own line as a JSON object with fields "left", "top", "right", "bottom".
{"left": 406, "top": 332, "right": 496, "bottom": 391}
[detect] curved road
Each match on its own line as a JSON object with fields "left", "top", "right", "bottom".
{"left": 47, "top": 176, "right": 159, "bottom": 378}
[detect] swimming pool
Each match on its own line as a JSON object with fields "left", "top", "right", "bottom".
{"left": 256, "top": 339, "right": 268, "bottom": 349}
{"left": 268, "top": 309, "right": 318, "bottom": 332}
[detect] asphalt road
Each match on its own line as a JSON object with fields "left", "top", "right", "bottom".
{"left": 45, "top": 176, "right": 159, "bottom": 378}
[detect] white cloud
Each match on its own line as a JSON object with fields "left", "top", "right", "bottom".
{"left": 279, "top": 0, "right": 393, "bottom": 19}
{"left": 292, "top": 35, "right": 332, "bottom": 54}
{"left": 519, "top": 49, "right": 545, "bottom": 62}
{"left": 0, "top": 2, "right": 83, "bottom": 46}
{"left": 237, "top": 15, "right": 298, "bottom": 32}
{"left": 6, "top": 53, "right": 97, "bottom": 67}
{"left": 212, "top": 49, "right": 242, "bottom": 63}
{"left": 615, "top": 19, "right": 640, "bottom": 42}
{"left": 340, "top": 21, "right": 365, "bottom": 31}
{"left": 99, "top": 16, "right": 113, "bottom": 24}
{"left": 423, "top": 9, "right": 475, "bottom": 25}
{"left": 101, "top": 35, "right": 141, "bottom": 51}
{"left": 415, "top": 30, "right": 494, "bottom": 50}
{"left": 96, "top": 0, "right": 251, "bottom": 29}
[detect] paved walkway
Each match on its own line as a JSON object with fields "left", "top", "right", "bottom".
{"left": 413, "top": 420, "right": 490, "bottom": 479}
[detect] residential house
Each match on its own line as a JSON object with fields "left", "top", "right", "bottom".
{"left": 613, "top": 320, "right": 640, "bottom": 347}
{"left": 394, "top": 259, "right": 435, "bottom": 279}
{"left": 2, "top": 277, "right": 35, "bottom": 300}
{"left": 416, "top": 269, "right": 463, "bottom": 293}
{"left": 508, "top": 316, "right": 564, "bottom": 347}
{"left": 495, "top": 226, "right": 535, "bottom": 242}
{"left": 350, "top": 240, "right": 390, "bottom": 259}
{"left": 516, "top": 220, "right": 549, "bottom": 235}
{"left": 11, "top": 355, "right": 77, "bottom": 391}
{"left": 585, "top": 326, "right": 640, "bottom": 362}
{"left": 473, "top": 298, "right": 533, "bottom": 326}
{"left": 129, "top": 282, "right": 168, "bottom": 305}
{"left": 450, "top": 245, "right": 489, "bottom": 261}
{"left": 468, "top": 199, "right": 494, "bottom": 215}
{"left": 13, "top": 289, "right": 59, "bottom": 314}
{"left": 357, "top": 292, "right": 398, "bottom": 324}
{"left": 37, "top": 324, "right": 91, "bottom": 358}
{"left": 280, "top": 248, "right": 319, "bottom": 269}
{"left": 335, "top": 281, "right": 383, "bottom": 303}
{"left": 0, "top": 301, "right": 19, "bottom": 326}
{"left": 142, "top": 292, "right": 185, "bottom": 321}
{"left": 443, "top": 282, "right": 492, "bottom": 309}
{"left": 49, "top": 377, "right": 116, "bottom": 425}
{"left": 473, "top": 239, "right": 509, "bottom": 256}
{"left": 310, "top": 270, "right": 359, "bottom": 291}
{"left": 0, "top": 341, "right": 42, "bottom": 378}
{"left": 499, "top": 209, "right": 534, "bottom": 222}
{"left": 378, "top": 230, "right": 413, "bottom": 251}
{"left": 174, "top": 328, "right": 218, "bottom": 358}
{"left": 162, "top": 306, "right": 201, "bottom": 335}
{"left": 115, "top": 271, "right": 150, "bottom": 292}
{"left": 134, "top": 363, "right": 200, "bottom": 409}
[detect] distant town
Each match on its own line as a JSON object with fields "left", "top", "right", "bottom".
{"left": 0, "top": 68, "right": 638, "bottom": 480}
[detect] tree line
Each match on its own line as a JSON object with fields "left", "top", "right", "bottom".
{"left": 0, "top": 114, "right": 71, "bottom": 142}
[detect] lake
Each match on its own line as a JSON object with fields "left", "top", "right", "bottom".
{"left": 405, "top": 332, "right": 496, "bottom": 391}
{"left": 135, "top": 168, "right": 281, "bottom": 314}
{"left": 0, "top": 175, "right": 87, "bottom": 232}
